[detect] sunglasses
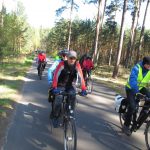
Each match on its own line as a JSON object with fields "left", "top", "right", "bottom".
{"left": 69, "top": 57, "right": 76, "bottom": 60}
{"left": 62, "top": 54, "right": 66, "bottom": 57}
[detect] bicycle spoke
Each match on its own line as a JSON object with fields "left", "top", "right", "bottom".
{"left": 145, "top": 121, "right": 150, "bottom": 150}
{"left": 119, "top": 113, "right": 125, "bottom": 128}
{"left": 64, "top": 120, "right": 77, "bottom": 150}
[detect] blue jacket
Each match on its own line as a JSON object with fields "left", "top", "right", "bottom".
{"left": 48, "top": 59, "right": 61, "bottom": 85}
{"left": 126, "top": 61, "right": 149, "bottom": 94}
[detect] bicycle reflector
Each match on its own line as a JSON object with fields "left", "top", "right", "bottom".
{"left": 115, "top": 94, "right": 127, "bottom": 113}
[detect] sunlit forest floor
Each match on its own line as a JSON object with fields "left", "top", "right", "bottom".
{"left": 93, "top": 65, "right": 131, "bottom": 96}
{"left": 0, "top": 55, "right": 34, "bottom": 146}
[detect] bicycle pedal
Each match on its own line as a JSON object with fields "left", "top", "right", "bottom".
{"left": 69, "top": 116, "right": 75, "bottom": 120}
{"left": 144, "top": 120, "right": 148, "bottom": 123}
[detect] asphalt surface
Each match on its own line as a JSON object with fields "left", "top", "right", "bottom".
{"left": 2, "top": 59, "right": 147, "bottom": 150}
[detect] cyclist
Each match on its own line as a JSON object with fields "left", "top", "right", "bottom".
{"left": 37, "top": 51, "right": 47, "bottom": 75}
{"left": 48, "top": 49, "right": 69, "bottom": 86}
{"left": 50, "top": 50, "right": 87, "bottom": 119}
{"left": 123, "top": 56, "right": 150, "bottom": 135}
{"left": 82, "top": 55, "right": 94, "bottom": 79}
{"left": 79, "top": 53, "right": 88, "bottom": 68}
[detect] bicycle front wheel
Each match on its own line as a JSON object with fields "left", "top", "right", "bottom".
{"left": 86, "top": 78, "right": 93, "bottom": 94}
{"left": 145, "top": 121, "right": 150, "bottom": 150}
{"left": 64, "top": 119, "right": 77, "bottom": 150}
{"left": 39, "top": 68, "right": 42, "bottom": 80}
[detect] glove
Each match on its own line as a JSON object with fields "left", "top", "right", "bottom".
{"left": 80, "top": 90, "right": 87, "bottom": 96}
{"left": 52, "top": 88, "right": 60, "bottom": 94}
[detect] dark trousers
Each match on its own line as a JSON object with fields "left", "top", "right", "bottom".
{"left": 83, "top": 69, "right": 91, "bottom": 79}
{"left": 38, "top": 61, "right": 46, "bottom": 70}
{"left": 53, "top": 86, "right": 76, "bottom": 117}
{"left": 37, "top": 62, "right": 46, "bottom": 74}
{"left": 124, "top": 87, "right": 150, "bottom": 127}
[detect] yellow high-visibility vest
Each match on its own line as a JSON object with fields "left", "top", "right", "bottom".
{"left": 126, "top": 64, "right": 150, "bottom": 90}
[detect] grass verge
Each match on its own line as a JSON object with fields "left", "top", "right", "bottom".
{"left": 0, "top": 54, "right": 34, "bottom": 147}
{"left": 93, "top": 65, "right": 130, "bottom": 96}
{"left": 0, "top": 54, "right": 34, "bottom": 117}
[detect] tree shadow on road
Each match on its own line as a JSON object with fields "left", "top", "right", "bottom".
{"left": 76, "top": 99, "right": 144, "bottom": 150}
{"left": 4, "top": 102, "right": 64, "bottom": 150}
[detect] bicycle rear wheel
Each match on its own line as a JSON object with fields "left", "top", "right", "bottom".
{"left": 64, "top": 119, "right": 77, "bottom": 150}
{"left": 145, "top": 121, "right": 150, "bottom": 150}
{"left": 86, "top": 78, "right": 93, "bottom": 94}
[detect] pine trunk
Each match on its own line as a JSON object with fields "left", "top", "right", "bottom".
{"left": 136, "top": 0, "right": 150, "bottom": 62}
{"left": 112, "top": 0, "right": 128, "bottom": 78}
{"left": 93, "top": 0, "right": 106, "bottom": 65}
{"left": 67, "top": 0, "right": 73, "bottom": 50}
{"left": 125, "top": 0, "right": 141, "bottom": 68}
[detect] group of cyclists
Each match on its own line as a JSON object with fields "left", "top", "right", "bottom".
{"left": 37, "top": 49, "right": 94, "bottom": 120}
{"left": 37, "top": 49, "right": 150, "bottom": 138}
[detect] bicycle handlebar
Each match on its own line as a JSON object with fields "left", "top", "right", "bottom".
{"left": 136, "top": 93, "right": 150, "bottom": 102}
{"left": 55, "top": 90, "right": 81, "bottom": 96}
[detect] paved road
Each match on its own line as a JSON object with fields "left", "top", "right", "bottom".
{"left": 2, "top": 59, "right": 147, "bottom": 150}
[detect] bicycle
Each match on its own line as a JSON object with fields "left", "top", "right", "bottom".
{"left": 83, "top": 69, "right": 93, "bottom": 94}
{"left": 50, "top": 90, "right": 79, "bottom": 150}
{"left": 115, "top": 94, "right": 150, "bottom": 149}
{"left": 38, "top": 62, "right": 45, "bottom": 80}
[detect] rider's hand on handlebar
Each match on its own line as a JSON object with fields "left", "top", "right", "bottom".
{"left": 52, "top": 88, "right": 60, "bottom": 94}
{"left": 80, "top": 90, "right": 87, "bottom": 96}
{"left": 136, "top": 93, "right": 145, "bottom": 100}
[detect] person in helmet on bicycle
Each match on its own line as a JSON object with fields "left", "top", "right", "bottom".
{"left": 50, "top": 50, "right": 87, "bottom": 119}
{"left": 82, "top": 55, "right": 94, "bottom": 79}
{"left": 48, "top": 49, "right": 69, "bottom": 86}
{"left": 37, "top": 50, "right": 47, "bottom": 75}
{"left": 123, "top": 56, "right": 150, "bottom": 135}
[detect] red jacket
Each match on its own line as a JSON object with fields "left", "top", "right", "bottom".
{"left": 52, "top": 61, "right": 86, "bottom": 90}
{"left": 38, "top": 53, "right": 46, "bottom": 62}
{"left": 82, "top": 59, "right": 94, "bottom": 70}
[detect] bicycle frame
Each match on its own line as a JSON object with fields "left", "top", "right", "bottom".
{"left": 61, "top": 92, "right": 77, "bottom": 122}
{"left": 120, "top": 96, "right": 150, "bottom": 132}
{"left": 60, "top": 91, "right": 77, "bottom": 150}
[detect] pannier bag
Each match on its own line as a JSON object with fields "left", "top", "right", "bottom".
{"left": 115, "top": 94, "right": 128, "bottom": 113}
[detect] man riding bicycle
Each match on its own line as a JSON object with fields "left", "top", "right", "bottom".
{"left": 37, "top": 51, "right": 47, "bottom": 75}
{"left": 123, "top": 56, "right": 150, "bottom": 135}
{"left": 48, "top": 49, "right": 69, "bottom": 86}
{"left": 81, "top": 55, "right": 94, "bottom": 79}
{"left": 50, "top": 50, "right": 87, "bottom": 119}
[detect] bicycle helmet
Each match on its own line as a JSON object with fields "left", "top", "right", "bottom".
{"left": 38, "top": 50, "right": 42, "bottom": 54}
{"left": 58, "top": 49, "right": 69, "bottom": 57}
{"left": 86, "top": 55, "right": 92, "bottom": 59}
{"left": 143, "top": 56, "right": 150, "bottom": 65}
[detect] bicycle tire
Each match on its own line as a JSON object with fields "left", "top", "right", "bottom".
{"left": 86, "top": 78, "right": 93, "bottom": 94}
{"left": 145, "top": 120, "right": 150, "bottom": 150}
{"left": 119, "top": 113, "right": 125, "bottom": 128}
{"left": 64, "top": 119, "right": 77, "bottom": 150}
{"left": 39, "top": 67, "right": 42, "bottom": 80}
